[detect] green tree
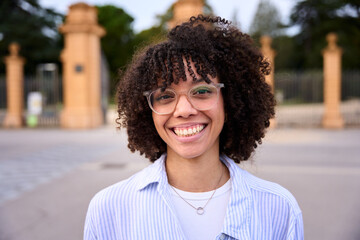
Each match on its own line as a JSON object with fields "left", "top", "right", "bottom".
{"left": 133, "top": 0, "right": 214, "bottom": 48}
{"left": 132, "top": 5, "right": 172, "bottom": 48}
{"left": 249, "top": 0, "right": 284, "bottom": 39}
{"left": 96, "top": 5, "right": 136, "bottom": 95}
{"left": 0, "top": 0, "right": 63, "bottom": 73}
{"left": 290, "top": 0, "right": 360, "bottom": 69}
{"left": 273, "top": 36, "right": 302, "bottom": 70}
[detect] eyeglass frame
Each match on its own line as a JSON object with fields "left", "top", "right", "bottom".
{"left": 143, "top": 82, "right": 225, "bottom": 115}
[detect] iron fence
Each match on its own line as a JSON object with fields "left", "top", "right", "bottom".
{"left": 274, "top": 70, "right": 360, "bottom": 127}
{"left": 0, "top": 75, "right": 5, "bottom": 124}
{"left": 0, "top": 75, "right": 6, "bottom": 109}
{"left": 342, "top": 70, "right": 360, "bottom": 101}
{"left": 275, "top": 70, "right": 323, "bottom": 105}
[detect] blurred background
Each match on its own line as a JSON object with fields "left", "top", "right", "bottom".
{"left": 0, "top": 0, "right": 359, "bottom": 239}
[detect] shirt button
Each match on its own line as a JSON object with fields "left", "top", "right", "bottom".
{"left": 219, "top": 234, "right": 226, "bottom": 240}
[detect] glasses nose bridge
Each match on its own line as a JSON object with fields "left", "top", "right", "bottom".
{"left": 175, "top": 89, "right": 193, "bottom": 106}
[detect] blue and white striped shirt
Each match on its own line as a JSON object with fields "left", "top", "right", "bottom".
{"left": 84, "top": 154, "right": 303, "bottom": 240}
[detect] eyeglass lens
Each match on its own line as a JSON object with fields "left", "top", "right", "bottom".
{"left": 149, "top": 84, "right": 219, "bottom": 114}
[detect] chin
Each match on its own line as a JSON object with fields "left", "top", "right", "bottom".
{"left": 170, "top": 145, "right": 207, "bottom": 160}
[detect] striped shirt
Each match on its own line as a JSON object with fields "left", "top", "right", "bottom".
{"left": 84, "top": 154, "right": 303, "bottom": 240}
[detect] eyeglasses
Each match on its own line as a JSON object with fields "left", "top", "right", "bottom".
{"left": 143, "top": 83, "right": 224, "bottom": 115}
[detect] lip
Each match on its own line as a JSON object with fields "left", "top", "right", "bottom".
{"left": 168, "top": 122, "right": 207, "bottom": 128}
{"left": 168, "top": 123, "right": 208, "bottom": 143}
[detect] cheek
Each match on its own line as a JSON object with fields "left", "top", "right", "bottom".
{"left": 152, "top": 113, "right": 167, "bottom": 135}
{"left": 217, "top": 96, "right": 225, "bottom": 121}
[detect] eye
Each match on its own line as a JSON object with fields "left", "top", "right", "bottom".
{"left": 156, "top": 94, "right": 172, "bottom": 101}
{"left": 153, "top": 90, "right": 175, "bottom": 103}
{"left": 191, "top": 86, "right": 214, "bottom": 97}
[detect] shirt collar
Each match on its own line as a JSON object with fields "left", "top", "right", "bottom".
{"left": 135, "top": 154, "right": 167, "bottom": 191}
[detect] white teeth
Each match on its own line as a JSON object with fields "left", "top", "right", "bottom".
{"left": 173, "top": 125, "right": 205, "bottom": 137}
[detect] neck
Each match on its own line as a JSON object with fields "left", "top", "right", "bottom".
{"left": 165, "top": 144, "right": 229, "bottom": 192}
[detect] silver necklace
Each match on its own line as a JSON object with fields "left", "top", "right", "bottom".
{"left": 170, "top": 165, "right": 224, "bottom": 215}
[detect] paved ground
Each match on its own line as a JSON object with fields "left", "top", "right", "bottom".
{"left": 0, "top": 126, "right": 359, "bottom": 240}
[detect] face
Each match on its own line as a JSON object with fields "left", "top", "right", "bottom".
{"left": 152, "top": 64, "right": 225, "bottom": 160}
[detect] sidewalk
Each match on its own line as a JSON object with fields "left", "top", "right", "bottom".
{"left": 0, "top": 127, "right": 359, "bottom": 240}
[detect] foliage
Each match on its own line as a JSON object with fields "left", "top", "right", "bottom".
{"left": 96, "top": 5, "right": 136, "bottom": 95}
{"left": 273, "top": 36, "right": 302, "bottom": 70}
{"left": 133, "top": 0, "right": 214, "bottom": 48}
{"left": 289, "top": 0, "right": 360, "bottom": 69}
{"left": 132, "top": 5, "right": 172, "bottom": 48}
{"left": 0, "top": 0, "right": 63, "bottom": 73}
{"left": 249, "top": 0, "right": 284, "bottom": 39}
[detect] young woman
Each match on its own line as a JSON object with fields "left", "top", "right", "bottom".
{"left": 84, "top": 15, "right": 303, "bottom": 240}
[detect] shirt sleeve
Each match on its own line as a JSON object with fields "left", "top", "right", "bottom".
{"left": 287, "top": 212, "right": 304, "bottom": 240}
{"left": 83, "top": 199, "right": 98, "bottom": 240}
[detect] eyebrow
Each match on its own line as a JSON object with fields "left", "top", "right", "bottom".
{"left": 158, "top": 78, "right": 211, "bottom": 91}
{"left": 193, "top": 78, "right": 206, "bottom": 84}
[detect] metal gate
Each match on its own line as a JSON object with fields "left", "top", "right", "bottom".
{"left": 0, "top": 75, "right": 6, "bottom": 124}
{"left": 24, "top": 64, "right": 62, "bottom": 127}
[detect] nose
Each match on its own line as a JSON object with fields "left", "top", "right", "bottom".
{"left": 173, "top": 95, "right": 198, "bottom": 118}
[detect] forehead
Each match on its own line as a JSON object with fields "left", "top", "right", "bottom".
{"left": 156, "top": 62, "right": 219, "bottom": 88}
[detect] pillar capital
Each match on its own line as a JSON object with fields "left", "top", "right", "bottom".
{"left": 168, "top": 0, "right": 204, "bottom": 29}
{"left": 4, "top": 42, "right": 25, "bottom": 64}
{"left": 323, "top": 32, "right": 342, "bottom": 54}
{"left": 59, "top": 2, "right": 105, "bottom": 37}
{"left": 260, "top": 35, "right": 272, "bottom": 49}
{"left": 9, "top": 43, "right": 20, "bottom": 56}
{"left": 260, "top": 35, "right": 275, "bottom": 57}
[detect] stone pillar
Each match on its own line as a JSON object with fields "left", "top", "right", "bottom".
{"left": 322, "top": 33, "right": 344, "bottom": 129}
{"left": 3, "top": 43, "right": 25, "bottom": 128}
{"left": 168, "top": 0, "right": 204, "bottom": 29}
{"left": 260, "top": 35, "right": 276, "bottom": 128}
{"left": 59, "top": 3, "right": 105, "bottom": 129}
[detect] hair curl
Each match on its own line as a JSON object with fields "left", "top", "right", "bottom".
{"left": 116, "top": 15, "right": 275, "bottom": 163}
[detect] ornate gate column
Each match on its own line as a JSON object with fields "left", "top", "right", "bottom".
{"left": 59, "top": 3, "right": 105, "bottom": 129}
{"left": 168, "top": 0, "right": 204, "bottom": 29}
{"left": 322, "top": 33, "right": 344, "bottom": 129}
{"left": 260, "top": 35, "right": 276, "bottom": 128}
{"left": 3, "top": 43, "right": 25, "bottom": 128}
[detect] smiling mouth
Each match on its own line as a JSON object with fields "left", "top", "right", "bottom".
{"left": 172, "top": 124, "right": 206, "bottom": 137}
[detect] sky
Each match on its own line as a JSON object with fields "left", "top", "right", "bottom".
{"left": 39, "top": 0, "right": 297, "bottom": 34}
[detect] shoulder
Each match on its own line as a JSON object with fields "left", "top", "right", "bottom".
{"left": 223, "top": 154, "right": 301, "bottom": 216}
{"left": 236, "top": 167, "right": 303, "bottom": 238}
{"left": 87, "top": 161, "right": 159, "bottom": 213}
{"left": 242, "top": 169, "right": 301, "bottom": 214}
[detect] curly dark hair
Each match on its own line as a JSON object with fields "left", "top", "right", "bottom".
{"left": 116, "top": 15, "right": 275, "bottom": 163}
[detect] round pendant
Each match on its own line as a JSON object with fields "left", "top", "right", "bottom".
{"left": 196, "top": 207, "right": 204, "bottom": 215}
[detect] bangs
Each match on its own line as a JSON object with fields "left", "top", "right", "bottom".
{"left": 145, "top": 41, "right": 217, "bottom": 91}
